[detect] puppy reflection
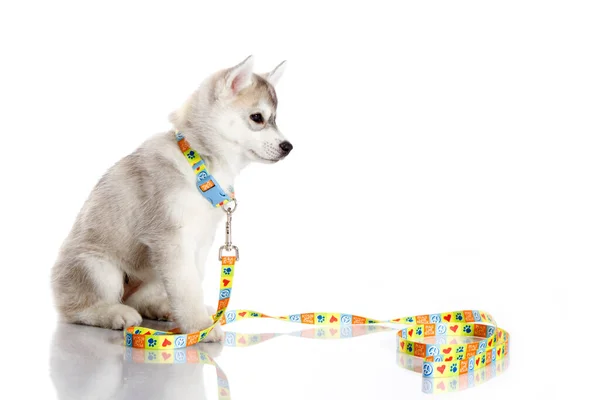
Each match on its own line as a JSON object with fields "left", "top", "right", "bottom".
{"left": 50, "top": 322, "right": 394, "bottom": 400}
{"left": 50, "top": 322, "right": 224, "bottom": 400}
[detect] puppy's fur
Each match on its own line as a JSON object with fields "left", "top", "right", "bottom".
{"left": 50, "top": 56, "right": 291, "bottom": 340}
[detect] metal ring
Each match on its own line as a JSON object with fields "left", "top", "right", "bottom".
{"left": 223, "top": 199, "right": 237, "bottom": 213}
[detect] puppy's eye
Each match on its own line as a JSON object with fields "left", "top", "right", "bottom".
{"left": 249, "top": 113, "right": 264, "bottom": 124}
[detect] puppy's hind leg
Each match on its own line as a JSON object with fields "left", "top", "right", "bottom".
{"left": 52, "top": 255, "right": 142, "bottom": 330}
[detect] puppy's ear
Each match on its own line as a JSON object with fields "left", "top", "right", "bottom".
{"left": 220, "top": 55, "right": 255, "bottom": 97}
{"left": 262, "top": 60, "right": 286, "bottom": 86}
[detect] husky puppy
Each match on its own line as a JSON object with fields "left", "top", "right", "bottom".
{"left": 50, "top": 56, "right": 292, "bottom": 340}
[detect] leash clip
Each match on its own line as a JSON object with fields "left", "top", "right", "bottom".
{"left": 219, "top": 200, "right": 239, "bottom": 261}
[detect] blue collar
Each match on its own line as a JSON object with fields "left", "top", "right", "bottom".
{"left": 174, "top": 130, "right": 235, "bottom": 208}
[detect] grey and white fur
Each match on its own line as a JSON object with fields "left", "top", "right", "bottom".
{"left": 50, "top": 56, "right": 292, "bottom": 340}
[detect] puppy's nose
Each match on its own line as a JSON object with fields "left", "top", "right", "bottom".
{"left": 279, "top": 141, "right": 293, "bottom": 154}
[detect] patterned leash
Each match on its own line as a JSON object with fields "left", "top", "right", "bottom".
{"left": 123, "top": 130, "right": 510, "bottom": 396}
{"left": 124, "top": 325, "right": 510, "bottom": 396}
{"left": 124, "top": 252, "right": 510, "bottom": 377}
{"left": 124, "top": 232, "right": 510, "bottom": 395}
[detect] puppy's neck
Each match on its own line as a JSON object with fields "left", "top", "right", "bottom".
{"left": 176, "top": 126, "right": 250, "bottom": 188}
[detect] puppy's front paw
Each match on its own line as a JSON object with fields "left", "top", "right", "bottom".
{"left": 177, "top": 314, "right": 215, "bottom": 334}
{"left": 174, "top": 304, "right": 224, "bottom": 340}
{"left": 177, "top": 314, "right": 223, "bottom": 342}
{"left": 107, "top": 304, "right": 143, "bottom": 330}
{"left": 139, "top": 298, "right": 172, "bottom": 322}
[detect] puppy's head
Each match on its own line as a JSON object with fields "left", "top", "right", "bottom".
{"left": 171, "top": 56, "right": 292, "bottom": 164}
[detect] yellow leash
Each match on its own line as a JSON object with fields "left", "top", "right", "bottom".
{"left": 122, "top": 131, "right": 510, "bottom": 395}
{"left": 124, "top": 254, "right": 509, "bottom": 379}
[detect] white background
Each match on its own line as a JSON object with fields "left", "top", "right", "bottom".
{"left": 1, "top": 1, "right": 598, "bottom": 399}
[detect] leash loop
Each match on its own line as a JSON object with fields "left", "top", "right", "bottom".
{"left": 222, "top": 199, "right": 237, "bottom": 213}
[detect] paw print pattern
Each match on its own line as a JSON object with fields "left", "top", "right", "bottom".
{"left": 223, "top": 267, "right": 232, "bottom": 275}
{"left": 456, "top": 346, "right": 465, "bottom": 353}
{"left": 148, "top": 352, "right": 156, "bottom": 360}
{"left": 450, "top": 363, "right": 458, "bottom": 373}
{"left": 317, "top": 315, "right": 325, "bottom": 323}
{"left": 187, "top": 151, "right": 196, "bottom": 159}
{"left": 416, "top": 327, "right": 423, "bottom": 336}
{"left": 200, "top": 332, "right": 207, "bottom": 340}
{"left": 456, "top": 354, "right": 464, "bottom": 361}
{"left": 463, "top": 325, "right": 472, "bottom": 334}
{"left": 134, "top": 329, "right": 142, "bottom": 334}
{"left": 455, "top": 313, "right": 463, "bottom": 321}
{"left": 407, "top": 343, "right": 413, "bottom": 352}
{"left": 405, "top": 317, "right": 414, "bottom": 323}
{"left": 250, "top": 312, "right": 259, "bottom": 317}
{"left": 148, "top": 338, "right": 157, "bottom": 347}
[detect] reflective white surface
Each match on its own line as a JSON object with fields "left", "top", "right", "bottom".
{"left": 48, "top": 320, "right": 513, "bottom": 400}
{"left": 12, "top": 317, "right": 524, "bottom": 400}
{"left": 2, "top": 308, "right": 582, "bottom": 400}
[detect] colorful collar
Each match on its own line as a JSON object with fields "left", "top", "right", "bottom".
{"left": 174, "top": 130, "right": 235, "bottom": 208}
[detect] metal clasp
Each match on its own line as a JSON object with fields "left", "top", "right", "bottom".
{"left": 219, "top": 200, "right": 239, "bottom": 261}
